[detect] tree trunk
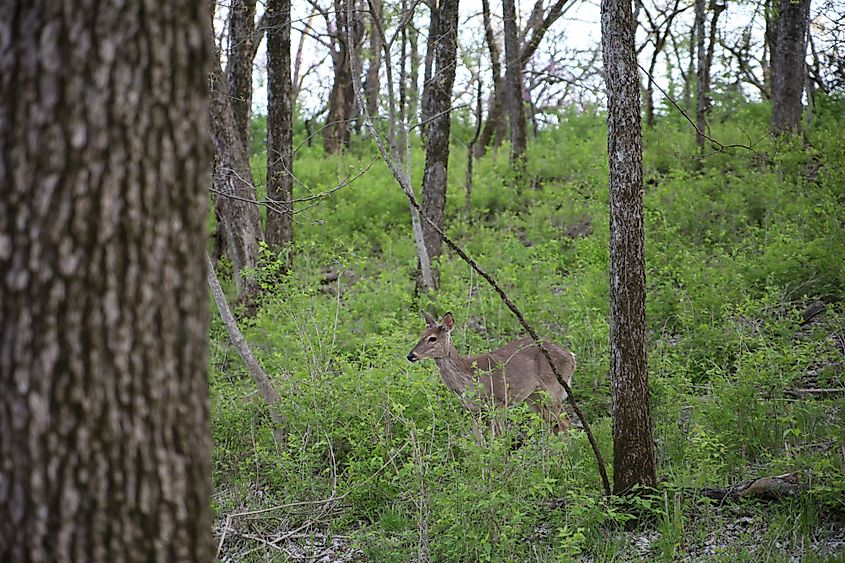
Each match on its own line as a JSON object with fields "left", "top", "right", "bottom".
{"left": 409, "top": 24, "right": 421, "bottom": 121}
{"left": 601, "top": 0, "right": 658, "bottom": 496}
{"left": 227, "top": 0, "right": 258, "bottom": 149}
{"left": 683, "top": 22, "right": 695, "bottom": 110}
{"left": 0, "top": 1, "right": 213, "bottom": 559}
{"left": 211, "top": 45, "right": 263, "bottom": 301}
{"left": 466, "top": 78, "right": 484, "bottom": 218}
{"left": 763, "top": 0, "right": 777, "bottom": 94}
{"left": 503, "top": 0, "right": 528, "bottom": 169}
{"left": 266, "top": 0, "right": 294, "bottom": 251}
{"left": 324, "top": 0, "right": 359, "bottom": 153}
{"left": 476, "top": 0, "right": 507, "bottom": 158}
{"left": 420, "top": 0, "right": 441, "bottom": 138}
{"left": 694, "top": 0, "right": 707, "bottom": 154}
{"left": 365, "top": 0, "right": 384, "bottom": 119}
{"left": 771, "top": 0, "right": 810, "bottom": 134}
{"left": 421, "top": 0, "right": 460, "bottom": 271}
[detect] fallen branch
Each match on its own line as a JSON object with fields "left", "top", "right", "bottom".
{"left": 784, "top": 387, "right": 845, "bottom": 399}
{"left": 345, "top": 0, "right": 612, "bottom": 498}
{"left": 698, "top": 473, "right": 805, "bottom": 502}
{"left": 207, "top": 253, "right": 287, "bottom": 445}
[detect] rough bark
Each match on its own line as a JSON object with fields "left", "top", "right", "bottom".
{"left": 421, "top": 0, "right": 460, "bottom": 270}
{"left": 227, "top": 0, "right": 258, "bottom": 149}
{"left": 601, "top": 0, "right": 658, "bottom": 495}
{"left": 504, "top": 0, "right": 528, "bottom": 167}
{"left": 211, "top": 45, "right": 263, "bottom": 301}
{"left": 771, "top": 0, "right": 810, "bottom": 134}
{"left": 0, "top": 1, "right": 213, "bottom": 559}
{"left": 266, "top": 0, "right": 294, "bottom": 250}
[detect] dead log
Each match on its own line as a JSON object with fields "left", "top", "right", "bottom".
{"left": 699, "top": 472, "right": 805, "bottom": 502}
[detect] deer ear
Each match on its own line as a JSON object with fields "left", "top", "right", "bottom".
{"left": 422, "top": 310, "right": 436, "bottom": 327}
{"left": 441, "top": 312, "right": 454, "bottom": 332}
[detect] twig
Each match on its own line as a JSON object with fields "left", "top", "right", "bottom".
{"left": 211, "top": 158, "right": 377, "bottom": 216}
{"left": 637, "top": 62, "right": 773, "bottom": 162}
{"left": 226, "top": 442, "right": 409, "bottom": 520}
{"left": 784, "top": 387, "right": 845, "bottom": 398}
{"left": 216, "top": 514, "right": 232, "bottom": 560}
{"left": 345, "top": 0, "right": 612, "bottom": 498}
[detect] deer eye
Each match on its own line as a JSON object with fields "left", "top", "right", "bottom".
{"left": 427, "top": 336, "right": 438, "bottom": 343}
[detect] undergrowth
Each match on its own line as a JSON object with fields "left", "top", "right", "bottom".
{"left": 211, "top": 97, "right": 845, "bottom": 561}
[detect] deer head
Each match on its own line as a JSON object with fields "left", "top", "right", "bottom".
{"left": 407, "top": 311, "right": 454, "bottom": 362}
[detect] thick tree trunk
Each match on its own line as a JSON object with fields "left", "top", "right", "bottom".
{"left": 266, "top": 0, "right": 294, "bottom": 250}
{"left": 211, "top": 46, "right": 263, "bottom": 301}
{"left": 0, "top": 1, "right": 213, "bottom": 560}
{"left": 227, "top": 0, "right": 258, "bottom": 149}
{"left": 601, "top": 0, "right": 658, "bottom": 496}
{"left": 421, "top": 0, "right": 460, "bottom": 270}
{"left": 503, "top": 0, "right": 528, "bottom": 168}
{"left": 771, "top": 0, "right": 810, "bottom": 134}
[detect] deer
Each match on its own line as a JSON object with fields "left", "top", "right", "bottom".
{"left": 407, "top": 311, "right": 575, "bottom": 434}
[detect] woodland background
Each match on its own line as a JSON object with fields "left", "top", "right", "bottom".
{"left": 0, "top": 0, "right": 843, "bottom": 561}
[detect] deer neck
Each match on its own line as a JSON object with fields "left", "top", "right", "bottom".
{"left": 434, "top": 342, "right": 474, "bottom": 395}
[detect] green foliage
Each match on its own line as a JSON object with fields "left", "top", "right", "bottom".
{"left": 211, "top": 101, "right": 845, "bottom": 560}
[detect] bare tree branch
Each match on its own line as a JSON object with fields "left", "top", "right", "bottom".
{"left": 207, "top": 253, "right": 287, "bottom": 446}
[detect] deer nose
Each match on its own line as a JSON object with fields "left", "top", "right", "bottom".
{"left": 407, "top": 352, "right": 418, "bottom": 362}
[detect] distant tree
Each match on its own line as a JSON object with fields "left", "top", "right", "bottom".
{"left": 476, "top": 0, "right": 571, "bottom": 157}
{"left": 266, "top": 0, "right": 294, "bottom": 251}
{"left": 421, "top": 0, "right": 460, "bottom": 278}
{"left": 771, "top": 0, "right": 811, "bottom": 134}
{"left": 694, "top": 0, "right": 725, "bottom": 153}
{"left": 322, "top": 0, "right": 364, "bottom": 153}
{"left": 638, "top": 0, "right": 686, "bottom": 128}
{"left": 0, "top": 1, "right": 213, "bottom": 559}
{"left": 420, "top": 0, "right": 441, "bottom": 138}
{"left": 228, "top": 0, "right": 258, "bottom": 148}
{"left": 211, "top": 43, "right": 263, "bottom": 301}
{"left": 364, "top": 0, "right": 384, "bottom": 119}
{"left": 503, "top": 0, "right": 528, "bottom": 169}
{"left": 475, "top": 0, "right": 507, "bottom": 156}
{"left": 601, "top": 0, "right": 658, "bottom": 495}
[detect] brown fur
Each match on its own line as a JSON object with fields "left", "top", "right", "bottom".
{"left": 407, "top": 312, "right": 575, "bottom": 433}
